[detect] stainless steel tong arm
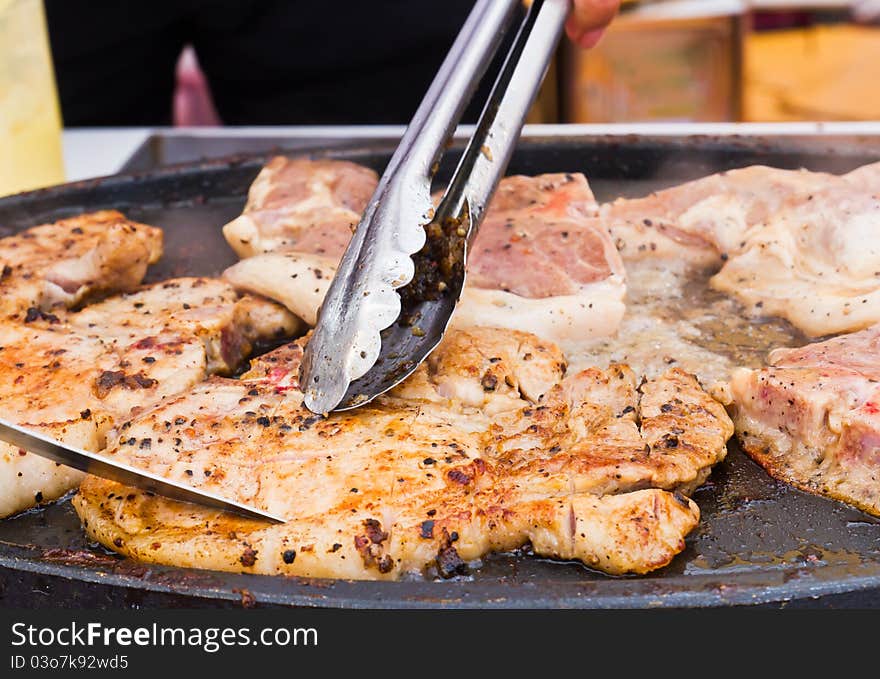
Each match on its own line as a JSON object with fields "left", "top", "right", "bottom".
{"left": 301, "top": 0, "right": 569, "bottom": 414}
{"left": 0, "top": 417, "right": 284, "bottom": 523}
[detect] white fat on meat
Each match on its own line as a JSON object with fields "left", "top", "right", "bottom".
{"left": 223, "top": 166, "right": 626, "bottom": 343}
{"left": 843, "top": 160, "right": 880, "bottom": 193}
{"left": 709, "top": 184, "right": 880, "bottom": 337}
{"left": 222, "top": 157, "right": 378, "bottom": 259}
{"left": 728, "top": 323, "right": 880, "bottom": 516}
{"left": 602, "top": 162, "right": 880, "bottom": 337}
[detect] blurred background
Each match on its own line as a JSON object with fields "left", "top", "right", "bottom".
{"left": 2, "top": 0, "right": 880, "bottom": 195}
{"left": 559, "top": 0, "right": 879, "bottom": 124}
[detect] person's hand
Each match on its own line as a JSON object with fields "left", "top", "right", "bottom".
{"left": 565, "top": 0, "right": 620, "bottom": 49}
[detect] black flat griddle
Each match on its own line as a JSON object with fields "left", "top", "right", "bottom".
{"left": 1, "top": 135, "right": 879, "bottom": 609}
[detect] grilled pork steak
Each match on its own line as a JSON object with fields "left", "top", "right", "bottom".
{"left": 602, "top": 163, "right": 880, "bottom": 337}
{"left": 74, "top": 327, "right": 732, "bottom": 578}
{"left": 0, "top": 277, "right": 298, "bottom": 517}
{"left": 729, "top": 324, "right": 880, "bottom": 515}
{"left": 223, "top": 157, "right": 379, "bottom": 259}
{"left": 601, "top": 165, "right": 834, "bottom": 268}
{"left": 223, "top": 160, "right": 626, "bottom": 342}
{"left": 0, "top": 210, "right": 163, "bottom": 317}
{"left": 453, "top": 174, "right": 625, "bottom": 341}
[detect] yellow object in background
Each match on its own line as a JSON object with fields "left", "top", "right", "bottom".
{"left": 0, "top": 0, "right": 64, "bottom": 196}
{"left": 744, "top": 24, "right": 880, "bottom": 122}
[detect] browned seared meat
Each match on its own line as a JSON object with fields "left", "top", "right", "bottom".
{"left": 0, "top": 277, "right": 298, "bottom": 518}
{"left": 729, "top": 324, "right": 880, "bottom": 516}
{"left": 222, "top": 157, "right": 378, "bottom": 259}
{"left": 67, "top": 277, "right": 301, "bottom": 374}
{"left": 223, "top": 162, "right": 626, "bottom": 342}
{"left": 602, "top": 164, "right": 880, "bottom": 337}
{"left": 74, "top": 327, "right": 732, "bottom": 579}
{"left": 0, "top": 210, "right": 163, "bottom": 317}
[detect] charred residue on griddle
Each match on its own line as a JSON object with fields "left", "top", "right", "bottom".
{"left": 354, "top": 519, "right": 392, "bottom": 573}
{"left": 435, "top": 528, "right": 468, "bottom": 579}
{"left": 446, "top": 469, "right": 471, "bottom": 485}
{"left": 41, "top": 547, "right": 120, "bottom": 568}
{"left": 93, "top": 370, "right": 157, "bottom": 399}
{"left": 239, "top": 546, "right": 258, "bottom": 567}
{"left": 298, "top": 413, "right": 324, "bottom": 431}
{"left": 480, "top": 373, "right": 498, "bottom": 392}
{"left": 663, "top": 434, "right": 680, "bottom": 449}
{"left": 363, "top": 518, "right": 388, "bottom": 544}
{"left": 233, "top": 588, "right": 257, "bottom": 608}
{"left": 24, "top": 307, "right": 59, "bottom": 324}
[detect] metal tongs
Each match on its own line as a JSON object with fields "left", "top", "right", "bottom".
{"left": 0, "top": 418, "right": 284, "bottom": 523}
{"left": 301, "top": 0, "right": 569, "bottom": 414}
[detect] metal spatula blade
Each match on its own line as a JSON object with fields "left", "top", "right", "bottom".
{"left": 301, "top": 0, "right": 569, "bottom": 414}
{"left": 0, "top": 418, "right": 285, "bottom": 523}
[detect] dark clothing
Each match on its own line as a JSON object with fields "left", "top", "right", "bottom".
{"left": 45, "top": 0, "right": 478, "bottom": 126}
